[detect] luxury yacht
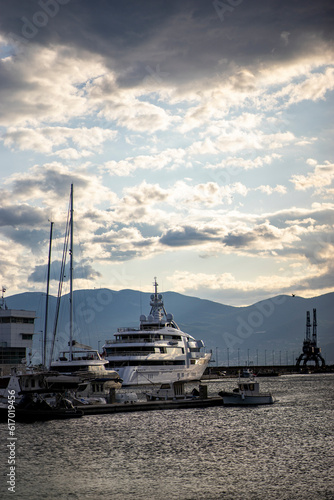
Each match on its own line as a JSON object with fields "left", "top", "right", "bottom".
{"left": 103, "top": 279, "right": 211, "bottom": 386}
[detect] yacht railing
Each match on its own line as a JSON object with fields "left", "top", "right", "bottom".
{"left": 105, "top": 338, "right": 159, "bottom": 344}
{"left": 117, "top": 327, "right": 140, "bottom": 332}
{"left": 105, "top": 336, "right": 181, "bottom": 344}
{"left": 105, "top": 351, "right": 157, "bottom": 357}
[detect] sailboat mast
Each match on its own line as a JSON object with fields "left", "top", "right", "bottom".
{"left": 69, "top": 184, "right": 74, "bottom": 361}
{"left": 43, "top": 220, "right": 54, "bottom": 368}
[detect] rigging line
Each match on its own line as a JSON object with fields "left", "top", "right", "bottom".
{"left": 48, "top": 193, "right": 71, "bottom": 367}
{"left": 43, "top": 220, "right": 54, "bottom": 369}
{"left": 139, "top": 283, "right": 142, "bottom": 316}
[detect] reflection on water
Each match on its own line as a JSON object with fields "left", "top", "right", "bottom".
{"left": 1, "top": 374, "right": 333, "bottom": 499}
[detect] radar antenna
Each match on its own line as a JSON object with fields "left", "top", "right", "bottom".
{"left": 1, "top": 286, "right": 7, "bottom": 309}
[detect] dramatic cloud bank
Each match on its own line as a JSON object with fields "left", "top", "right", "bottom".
{"left": 0, "top": 0, "right": 333, "bottom": 305}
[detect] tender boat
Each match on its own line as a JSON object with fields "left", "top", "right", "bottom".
{"left": 103, "top": 278, "right": 211, "bottom": 386}
{"left": 240, "top": 367, "right": 254, "bottom": 378}
{"left": 218, "top": 377, "right": 275, "bottom": 405}
{"left": 144, "top": 381, "right": 200, "bottom": 401}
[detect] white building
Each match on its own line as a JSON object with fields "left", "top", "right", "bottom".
{"left": 0, "top": 305, "right": 37, "bottom": 374}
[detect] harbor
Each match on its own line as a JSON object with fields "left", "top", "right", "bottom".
{"left": 1, "top": 373, "right": 333, "bottom": 500}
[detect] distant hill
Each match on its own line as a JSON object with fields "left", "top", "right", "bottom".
{"left": 4, "top": 289, "right": 334, "bottom": 365}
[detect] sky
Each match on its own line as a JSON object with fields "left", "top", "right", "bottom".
{"left": 0, "top": 0, "right": 333, "bottom": 306}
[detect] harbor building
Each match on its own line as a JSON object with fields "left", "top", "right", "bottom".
{"left": 0, "top": 292, "right": 37, "bottom": 375}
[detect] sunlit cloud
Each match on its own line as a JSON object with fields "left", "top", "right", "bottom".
{"left": 290, "top": 160, "right": 334, "bottom": 194}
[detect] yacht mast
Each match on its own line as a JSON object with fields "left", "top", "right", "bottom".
{"left": 43, "top": 220, "right": 54, "bottom": 368}
{"left": 69, "top": 184, "right": 74, "bottom": 361}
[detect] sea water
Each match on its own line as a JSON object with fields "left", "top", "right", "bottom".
{"left": 1, "top": 374, "right": 333, "bottom": 500}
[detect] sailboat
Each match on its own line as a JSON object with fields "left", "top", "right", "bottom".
{"left": 50, "top": 184, "right": 122, "bottom": 404}
{"left": 0, "top": 220, "right": 84, "bottom": 420}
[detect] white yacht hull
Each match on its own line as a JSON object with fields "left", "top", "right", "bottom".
{"left": 109, "top": 354, "right": 211, "bottom": 386}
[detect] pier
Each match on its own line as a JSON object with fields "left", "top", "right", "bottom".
{"left": 80, "top": 396, "right": 225, "bottom": 416}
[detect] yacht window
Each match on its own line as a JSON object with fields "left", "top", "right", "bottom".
{"left": 162, "top": 335, "right": 181, "bottom": 340}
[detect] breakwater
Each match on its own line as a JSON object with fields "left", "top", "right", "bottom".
{"left": 203, "top": 364, "right": 333, "bottom": 378}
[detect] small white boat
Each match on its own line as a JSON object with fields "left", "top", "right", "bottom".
{"left": 240, "top": 367, "right": 254, "bottom": 378}
{"left": 219, "top": 378, "right": 275, "bottom": 405}
{"left": 144, "top": 381, "right": 200, "bottom": 401}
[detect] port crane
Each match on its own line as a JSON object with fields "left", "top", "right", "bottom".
{"left": 296, "top": 308, "right": 325, "bottom": 369}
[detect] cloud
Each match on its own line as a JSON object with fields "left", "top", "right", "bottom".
{"left": 160, "top": 225, "right": 220, "bottom": 247}
{"left": 90, "top": 75, "right": 175, "bottom": 132}
{"left": 2, "top": 126, "right": 117, "bottom": 155}
{"left": 0, "top": 205, "right": 45, "bottom": 227}
{"left": 290, "top": 159, "right": 334, "bottom": 194}
{"left": 122, "top": 181, "right": 169, "bottom": 205}
{"left": 0, "top": 44, "right": 104, "bottom": 126}
{"left": 171, "top": 180, "right": 248, "bottom": 206}
{"left": 1, "top": 227, "right": 48, "bottom": 254}
{"left": 92, "top": 225, "right": 157, "bottom": 262}
{"left": 205, "top": 153, "right": 281, "bottom": 173}
{"left": 28, "top": 258, "right": 102, "bottom": 284}
{"left": 51, "top": 148, "right": 93, "bottom": 160}
{"left": 0, "top": 1, "right": 333, "bottom": 304}
{"left": 170, "top": 270, "right": 296, "bottom": 294}
{"left": 274, "top": 67, "right": 334, "bottom": 107}
{"left": 256, "top": 185, "right": 287, "bottom": 195}
{"left": 5, "top": 163, "right": 112, "bottom": 207}
{"left": 103, "top": 149, "right": 186, "bottom": 176}
{"left": 222, "top": 223, "right": 281, "bottom": 249}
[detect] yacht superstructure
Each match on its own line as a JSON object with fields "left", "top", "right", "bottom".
{"left": 103, "top": 279, "right": 211, "bottom": 386}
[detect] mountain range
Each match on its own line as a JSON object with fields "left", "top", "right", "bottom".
{"left": 4, "top": 289, "right": 334, "bottom": 366}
